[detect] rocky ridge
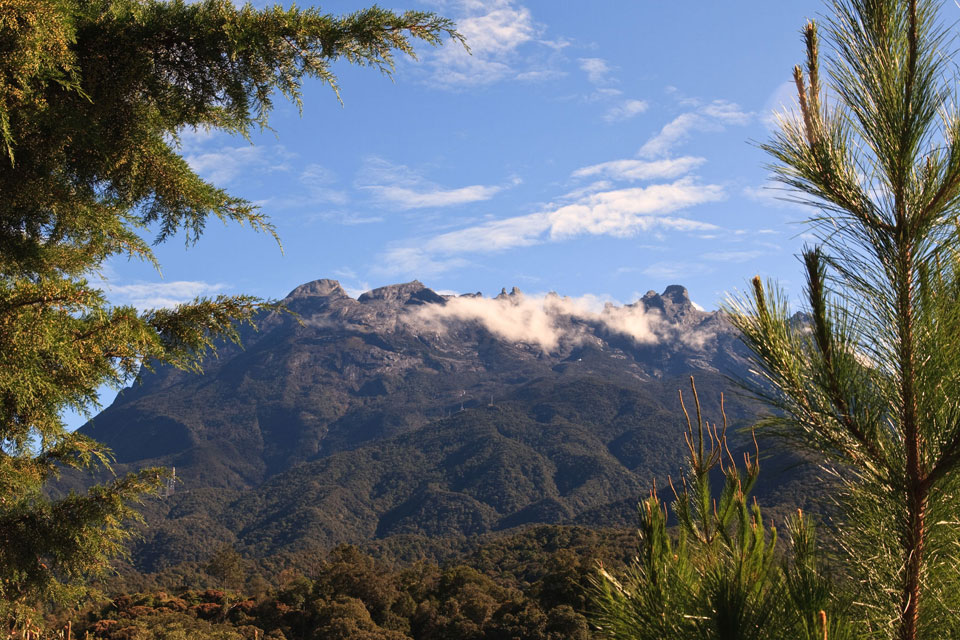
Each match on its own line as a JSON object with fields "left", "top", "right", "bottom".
{"left": 76, "top": 279, "right": 804, "bottom": 571}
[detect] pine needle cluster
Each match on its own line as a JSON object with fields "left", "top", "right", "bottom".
{"left": 591, "top": 378, "right": 857, "bottom": 640}
{"left": 727, "top": 1, "right": 960, "bottom": 637}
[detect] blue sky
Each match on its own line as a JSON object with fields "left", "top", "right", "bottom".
{"left": 97, "top": 0, "right": 834, "bottom": 318}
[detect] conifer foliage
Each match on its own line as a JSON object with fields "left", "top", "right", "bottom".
{"left": 730, "top": 0, "right": 960, "bottom": 638}
{"left": 591, "top": 378, "right": 855, "bottom": 640}
{"left": 0, "top": 0, "right": 460, "bottom": 622}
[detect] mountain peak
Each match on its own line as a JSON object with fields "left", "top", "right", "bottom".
{"left": 641, "top": 284, "right": 694, "bottom": 319}
{"left": 358, "top": 281, "right": 445, "bottom": 306}
{"left": 358, "top": 281, "right": 425, "bottom": 302}
{"left": 286, "top": 279, "right": 348, "bottom": 300}
{"left": 662, "top": 284, "right": 690, "bottom": 305}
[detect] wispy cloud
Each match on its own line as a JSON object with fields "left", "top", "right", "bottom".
{"left": 184, "top": 146, "right": 266, "bottom": 185}
{"left": 358, "top": 158, "right": 504, "bottom": 210}
{"left": 105, "top": 280, "right": 227, "bottom": 310}
{"left": 300, "top": 163, "right": 348, "bottom": 205}
{"left": 604, "top": 99, "right": 649, "bottom": 122}
{"left": 376, "top": 179, "right": 725, "bottom": 276}
{"left": 742, "top": 182, "right": 808, "bottom": 212}
{"left": 175, "top": 127, "right": 292, "bottom": 185}
{"left": 702, "top": 250, "right": 766, "bottom": 263}
{"left": 372, "top": 184, "right": 503, "bottom": 209}
{"left": 642, "top": 262, "right": 712, "bottom": 280}
{"left": 377, "top": 247, "right": 471, "bottom": 278}
{"left": 639, "top": 99, "right": 752, "bottom": 158}
{"left": 515, "top": 69, "right": 567, "bottom": 82}
{"left": 306, "top": 211, "right": 384, "bottom": 225}
{"left": 572, "top": 156, "right": 705, "bottom": 182}
{"left": 579, "top": 57, "right": 613, "bottom": 85}
{"left": 583, "top": 87, "right": 623, "bottom": 103}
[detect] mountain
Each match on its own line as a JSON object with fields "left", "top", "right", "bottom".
{"left": 75, "top": 279, "right": 810, "bottom": 572}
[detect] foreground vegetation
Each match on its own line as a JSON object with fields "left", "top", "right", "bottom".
{"left": 0, "top": 0, "right": 460, "bottom": 626}
{"left": 10, "top": 526, "right": 636, "bottom": 640}
{"left": 592, "top": 380, "right": 854, "bottom": 640}
{"left": 594, "top": 0, "right": 960, "bottom": 638}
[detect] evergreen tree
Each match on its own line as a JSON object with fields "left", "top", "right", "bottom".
{"left": 729, "top": 1, "right": 960, "bottom": 637}
{"left": 590, "top": 379, "right": 855, "bottom": 640}
{"left": 0, "top": 0, "right": 461, "bottom": 623}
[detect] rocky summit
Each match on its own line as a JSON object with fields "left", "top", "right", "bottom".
{"left": 76, "top": 280, "right": 809, "bottom": 572}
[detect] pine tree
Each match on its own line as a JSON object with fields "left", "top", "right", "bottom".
{"left": 590, "top": 378, "right": 855, "bottom": 640}
{"left": 729, "top": 1, "right": 960, "bottom": 637}
{"left": 0, "top": 0, "right": 461, "bottom": 622}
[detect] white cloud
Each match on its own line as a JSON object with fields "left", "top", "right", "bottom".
{"left": 300, "top": 163, "right": 348, "bottom": 205}
{"left": 176, "top": 127, "right": 292, "bottom": 185}
{"left": 375, "top": 247, "right": 471, "bottom": 277}
{"left": 358, "top": 158, "right": 503, "bottom": 210}
{"left": 546, "top": 180, "right": 723, "bottom": 240}
{"left": 307, "top": 211, "right": 383, "bottom": 225}
{"left": 426, "top": 212, "right": 550, "bottom": 254}
{"left": 423, "top": 1, "right": 539, "bottom": 87}
{"left": 371, "top": 184, "right": 503, "bottom": 209}
{"left": 642, "top": 262, "right": 712, "bottom": 280}
{"left": 515, "top": 69, "right": 567, "bottom": 82}
{"left": 701, "top": 100, "right": 752, "bottom": 125}
{"left": 579, "top": 57, "right": 613, "bottom": 85}
{"left": 604, "top": 99, "right": 649, "bottom": 122}
{"left": 173, "top": 126, "right": 216, "bottom": 150}
{"left": 702, "top": 250, "right": 766, "bottom": 262}
{"left": 436, "top": 180, "right": 721, "bottom": 252}
{"left": 405, "top": 290, "right": 716, "bottom": 352}
{"left": 377, "top": 179, "right": 725, "bottom": 275}
{"left": 185, "top": 145, "right": 265, "bottom": 185}
{"left": 559, "top": 180, "right": 614, "bottom": 200}
{"left": 640, "top": 114, "right": 710, "bottom": 158}
{"left": 582, "top": 87, "right": 623, "bottom": 103}
{"left": 572, "top": 156, "right": 705, "bottom": 181}
{"left": 742, "top": 183, "right": 808, "bottom": 212}
{"left": 639, "top": 100, "right": 752, "bottom": 158}
{"left": 105, "top": 280, "right": 227, "bottom": 310}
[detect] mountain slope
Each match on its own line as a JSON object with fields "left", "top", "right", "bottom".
{"left": 77, "top": 279, "right": 807, "bottom": 570}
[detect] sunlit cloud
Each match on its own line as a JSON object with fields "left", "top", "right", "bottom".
{"left": 642, "top": 262, "right": 712, "bottom": 280}
{"left": 105, "top": 280, "right": 228, "bottom": 310}
{"left": 639, "top": 99, "right": 752, "bottom": 158}
{"left": 371, "top": 184, "right": 503, "bottom": 209}
{"left": 376, "top": 179, "right": 725, "bottom": 276}
{"left": 358, "top": 157, "right": 504, "bottom": 209}
{"left": 572, "top": 156, "right": 705, "bottom": 181}
{"left": 300, "top": 163, "right": 348, "bottom": 205}
{"left": 422, "top": 0, "right": 540, "bottom": 87}
{"left": 376, "top": 247, "right": 471, "bottom": 277}
{"left": 405, "top": 289, "right": 719, "bottom": 352}
{"left": 702, "top": 250, "right": 766, "bottom": 263}
{"left": 604, "top": 99, "right": 649, "bottom": 122}
{"left": 579, "top": 57, "right": 613, "bottom": 85}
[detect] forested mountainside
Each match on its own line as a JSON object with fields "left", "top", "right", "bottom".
{"left": 74, "top": 279, "right": 815, "bottom": 572}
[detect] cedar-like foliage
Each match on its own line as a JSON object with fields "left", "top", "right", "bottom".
{"left": 728, "top": 1, "right": 960, "bottom": 638}
{"left": 0, "top": 0, "right": 460, "bottom": 624}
